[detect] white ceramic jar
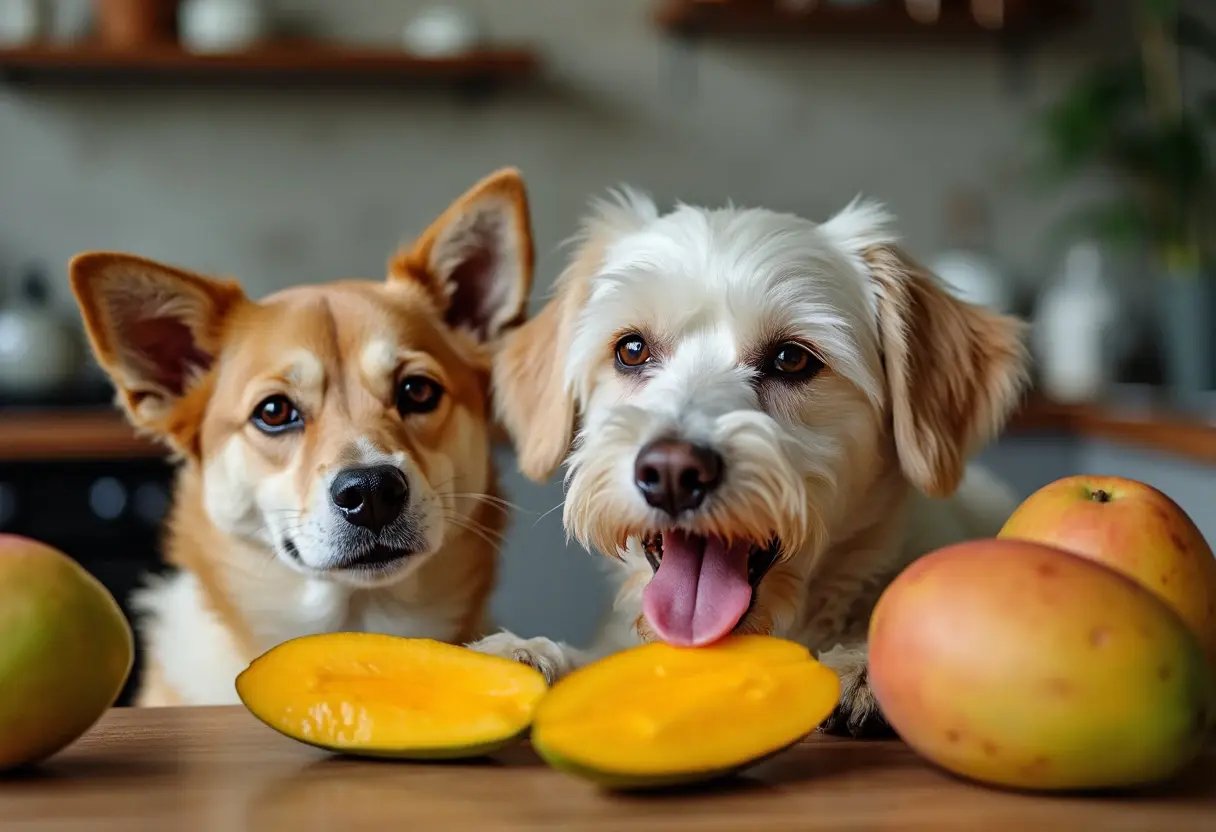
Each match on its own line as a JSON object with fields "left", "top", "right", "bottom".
{"left": 179, "top": 0, "right": 267, "bottom": 53}
{"left": 0, "top": 269, "right": 80, "bottom": 397}
{"left": 0, "top": 0, "right": 45, "bottom": 46}
{"left": 402, "top": 5, "right": 482, "bottom": 58}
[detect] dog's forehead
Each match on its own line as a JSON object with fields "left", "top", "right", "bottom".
{"left": 597, "top": 207, "right": 869, "bottom": 310}
{"left": 228, "top": 281, "right": 466, "bottom": 378}
{"left": 590, "top": 206, "right": 877, "bottom": 348}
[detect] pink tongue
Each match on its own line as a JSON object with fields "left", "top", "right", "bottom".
{"left": 642, "top": 531, "right": 753, "bottom": 647}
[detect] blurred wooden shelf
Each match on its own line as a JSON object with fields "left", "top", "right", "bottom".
{"left": 0, "top": 42, "right": 540, "bottom": 87}
{"left": 1, "top": 397, "right": 1212, "bottom": 465}
{"left": 0, "top": 409, "right": 160, "bottom": 461}
{"left": 656, "top": 0, "right": 1082, "bottom": 40}
{"left": 1008, "top": 395, "right": 1216, "bottom": 466}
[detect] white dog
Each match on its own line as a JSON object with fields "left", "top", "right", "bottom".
{"left": 475, "top": 191, "right": 1028, "bottom": 735}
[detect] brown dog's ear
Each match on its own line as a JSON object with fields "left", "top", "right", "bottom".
{"left": 389, "top": 167, "right": 534, "bottom": 342}
{"left": 70, "top": 252, "right": 245, "bottom": 453}
{"left": 866, "top": 245, "right": 1028, "bottom": 497}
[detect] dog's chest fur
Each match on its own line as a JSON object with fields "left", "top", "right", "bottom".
{"left": 790, "top": 466, "right": 1016, "bottom": 651}
{"left": 135, "top": 571, "right": 477, "bottom": 705}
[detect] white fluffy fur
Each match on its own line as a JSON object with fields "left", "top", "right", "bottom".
{"left": 480, "top": 191, "right": 1027, "bottom": 730}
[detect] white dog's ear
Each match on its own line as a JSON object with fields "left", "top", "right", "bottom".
{"left": 866, "top": 244, "right": 1028, "bottom": 497}
{"left": 70, "top": 252, "right": 247, "bottom": 455}
{"left": 494, "top": 295, "right": 576, "bottom": 481}
{"left": 493, "top": 246, "right": 596, "bottom": 482}
{"left": 495, "top": 187, "right": 656, "bottom": 482}
{"left": 390, "top": 168, "right": 533, "bottom": 342}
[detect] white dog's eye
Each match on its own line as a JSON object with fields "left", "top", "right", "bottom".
{"left": 766, "top": 342, "right": 823, "bottom": 380}
{"left": 614, "top": 334, "right": 651, "bottom": 370}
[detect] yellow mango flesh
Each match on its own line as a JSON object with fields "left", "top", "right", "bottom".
{"left": 869, "top": 540, "right": 1215, "bottom": 791}
{"left": 236, "top": 634, "right": 547, "bottom": 758}
{"left": 0, "top": 535, "right": 133, "bottom": 770}
{"left": 532, "top": 636, "right": 840, "bottom": 788}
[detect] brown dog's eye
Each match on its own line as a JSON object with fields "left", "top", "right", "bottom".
{"left": 614, "top": 334, "right": 651, "bottom": 370}
{"left": 766, "top": 342, "right": 823, "bottom": 380}
{"left": 251, "top": 395, "right": 302, "bottom": 434}
{"left": 397, "top": 375, "right": 443, "bottom": 415}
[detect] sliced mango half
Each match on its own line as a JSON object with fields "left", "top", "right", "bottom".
{"left": 236, "top": 633, "right": 547, "bottom": 759}
{"left": 532, "top": 635, "right": 840, "bottom": 789}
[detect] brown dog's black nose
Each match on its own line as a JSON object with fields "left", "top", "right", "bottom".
{"left": 634, "top": 439, "right": 723, "bottom": 517}
{"left": 330, "top": 465, "right": 408, "bottom": 533}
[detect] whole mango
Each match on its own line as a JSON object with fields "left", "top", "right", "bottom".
{"left": 868, "top": 539, "right": 1214, "bottom": 790}
{"left": 998, "top": 475, "right": 1216, "bottom": 668}
{"left": 0, "top": 535, "right": 133, "bottom": 769}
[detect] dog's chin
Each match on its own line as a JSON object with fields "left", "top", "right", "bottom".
{"left": 637, "top": 530, "right": 781, "bottom": 647}
{"left": 279, "top": 537, "right": 426, "bottom": 587}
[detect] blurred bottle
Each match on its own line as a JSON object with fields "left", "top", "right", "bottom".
{"left": 95, "top": 0, "right": 175, "bottom": 48}
{"left": 929, "top": 189, "right": 1013, "bottom": 314}
{"left": 1033, "top": 242, "right": 1119, "bottom": 404}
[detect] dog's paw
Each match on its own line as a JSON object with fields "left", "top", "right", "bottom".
{"left": 816, "top": 643, "right": 895, "bottom": 739}
{"left": 466, "top": 632, "right": 576, "bottom": 685}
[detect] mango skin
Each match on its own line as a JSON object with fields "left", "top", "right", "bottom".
{"left": 535, "top": 740, "right": 800, "bottom": 791}
{"left": 0, "top": 535, "right": 133, "bottom": 770}
{"left": 999, "top": 475, "right": 1216, "bottom": 668}
{"left": 868, "top": 539, "right": 1214, "bottom": 791}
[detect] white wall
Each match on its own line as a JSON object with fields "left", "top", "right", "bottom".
{"left": 4, "top": 0, "right": 1197, "bottom": 644}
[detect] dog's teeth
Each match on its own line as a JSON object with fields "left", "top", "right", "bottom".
{"left": 642, "top": 533, "right": 662, "bottom": 572}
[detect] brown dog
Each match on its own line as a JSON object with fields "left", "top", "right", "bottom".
{"left": 71, "top": 169, "right": 533, "bottom": 705}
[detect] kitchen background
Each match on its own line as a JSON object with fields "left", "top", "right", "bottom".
{"left": 0, "top": 0, "right": 1212, "bottom": 702}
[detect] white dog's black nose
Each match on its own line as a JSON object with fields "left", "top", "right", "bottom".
{"left": 330, "top": 465, "right": 408, "bottom": 533}
{"left": 634, "top": 439, "right": 723, "bottom": 516}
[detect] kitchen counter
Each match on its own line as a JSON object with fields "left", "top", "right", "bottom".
{"left": 2, "top": 706, "right": 1213, "bottom": 831}
{"left": 0, "top": 409, "right": 159, "bottom": 461}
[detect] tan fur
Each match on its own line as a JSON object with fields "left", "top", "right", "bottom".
{"left": 492, "top": 226, "right": 608, "bottom": 481}
{"left": 866, "top": 244, "right": 1028, "bottom": 497}
{"left": 71, "top": 169, "right": 531, "bottom": 705}
{"left": 133, "top": 663, "right": 184, "bottom": 708}
{"left": 391, "top": 169, "right": 534, "bottom": 341}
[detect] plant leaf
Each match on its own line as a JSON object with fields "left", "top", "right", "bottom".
{"left": 1140, "top": 0, "right": 1178, "bottom": 21}
{"left": 1177, "top": 12, "right": 1216, "bottom": 63}
{"left": 1050, "top": 202, "right": 1152, "bottom": 254}
{"left": 1110, "top": 118, "right": 1209, "bottom": 191}
{"left": 1035, "top": 62, "right": 1143, "bottom": 179}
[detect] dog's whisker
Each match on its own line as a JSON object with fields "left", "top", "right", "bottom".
{"left": 444, "top": 516, "right": 506, "bottom": 550}
{"left": 443, "top": 491, "right": 524, "bottom": 512}
{"left": 442, "top": 511, "right": 507, "bottom": 542}
{"left": 532, "top": 500, "right": 566, "bottom": 528}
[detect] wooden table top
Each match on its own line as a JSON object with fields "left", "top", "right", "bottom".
{"left": 1, "top": 707, "right": 1213, "bottom": 831}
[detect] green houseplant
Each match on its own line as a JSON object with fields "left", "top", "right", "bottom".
{"left": 1039, "top": 1, "right": 1215, "bottom": 403}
